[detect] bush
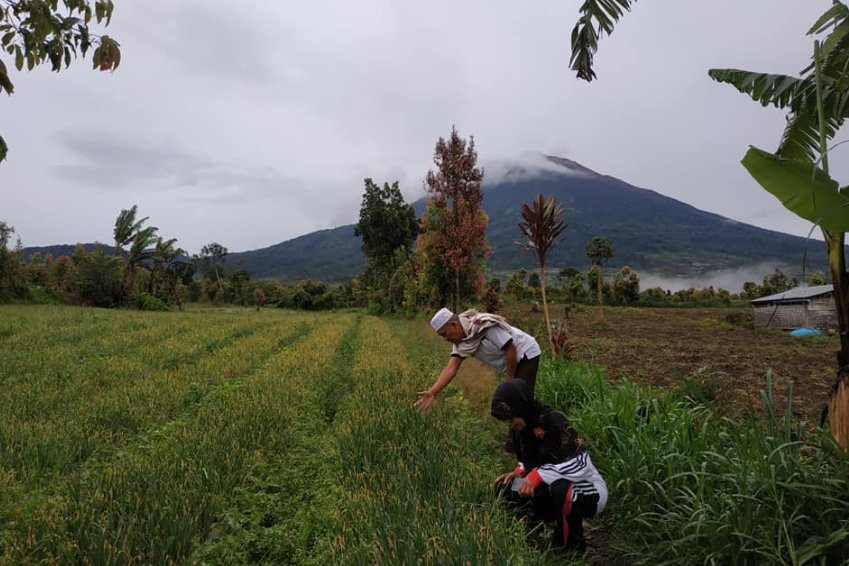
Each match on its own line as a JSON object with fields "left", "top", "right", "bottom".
{"left": 131, "top": 291, "right": 169, "bottom": 311}
{"left": 366, "top": 300, "right": 383, "bottom": 316}
{"left": 70, "top": 247, "right": 123, "bottom": 307}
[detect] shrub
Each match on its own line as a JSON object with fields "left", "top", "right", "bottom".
{"left": 131, "top": 291, "right": 169, "bottom": 311}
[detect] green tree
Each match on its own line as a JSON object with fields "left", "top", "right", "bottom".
{"left": 570, "top": 0, "right": 849, "bottom": 447}
{"left": 0, "top": 220, "right": 27, "bottom": 300}
{"left": 613, "top": 265, "right": 640, "bottom": 305}
{"left": 760, "top": 268, "right": 798, "bottom": 297}
{"left": 586, "top": 236, "right": 613, "bottom": 321}
{"left": 71, "top": 245, "right": 122, "bottom": 307}
{"left": 123, "top": 224, "right": 159, "bottom": 301}
{"left": 505, "top": 267, "right": 528, "bottom": 300}
{"left": 422, "top": 126, "right": 488, "bottom": 312}
{"left": 196, "top": 242, "right": 228, "bottom": 283}
{"left": 567, "top": 272, "right": 585, "bottom": 302}
{"left": 355, "top": 178, "right": 417, "bottom": 268}
{"left": 0, "top": 0, "right": 120, "bottom": 163}
{"left": 113, "top": 205, "right": 148, "bottom": 257}
{"left": 354, "top": 178, "right": 418, "bottom": 310}
{"left": 149, "top": 237, "right": 184, "bottom": 307}
{"left": 558, "top": 266, "right": 581, "bottom": 285}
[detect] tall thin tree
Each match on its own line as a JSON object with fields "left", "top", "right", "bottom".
{"left": 424, "top": 126, "right": 488, "bottom": 312}
{"left": 586, "top": 237, "right": 613, "bottom": 322}
{"left": 517, "top": 195, "right": 567, "bottom": 351}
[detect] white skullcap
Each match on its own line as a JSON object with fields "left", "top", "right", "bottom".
{"left": 430, "top": 307, "right": 454, "bottom": 331}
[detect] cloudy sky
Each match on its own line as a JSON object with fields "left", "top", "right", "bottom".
{"left": 2, "top": 0, "right": 845, "bottom": 254}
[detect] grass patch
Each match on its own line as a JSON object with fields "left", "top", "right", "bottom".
{"left": 536, "top": 358, "right": 849, "bottom": 565}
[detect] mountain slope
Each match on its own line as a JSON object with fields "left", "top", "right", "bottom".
{"left": 230, "top": 155, "right": 822, "bottom": 282}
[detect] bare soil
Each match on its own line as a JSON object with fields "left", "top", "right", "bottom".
{"left": 501, "top": 303, "right": 838, "bottom": 426}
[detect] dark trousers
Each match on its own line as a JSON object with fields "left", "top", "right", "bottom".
{"left": 499, "top": 479, "right": 599, "bottom": 551}
{"left": 515, "top": 355, "right": 540, "bottom": 398}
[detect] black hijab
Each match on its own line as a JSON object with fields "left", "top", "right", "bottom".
{"left": 490, "top": 379, "right": 536, "bottom": 424}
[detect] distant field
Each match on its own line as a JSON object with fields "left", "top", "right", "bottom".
{"left": 503, "top": 303, "right": 837, "bottom": 424}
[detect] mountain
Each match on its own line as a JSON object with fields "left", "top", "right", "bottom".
{"left": 229, "top": 155, "right": 824, "bottom": 283}
{"left": 19, "top": 243, "right": 111, "bottom": 261}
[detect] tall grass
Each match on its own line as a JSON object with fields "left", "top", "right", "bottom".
{"left": 536, "top": 358, "right": 849, "bottom": 565}
{"left": 324, "top": 317, "right": 558, "bottom": 565}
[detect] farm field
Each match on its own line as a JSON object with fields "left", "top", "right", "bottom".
{"left": 503, "top": 304, "right": 837, "bottom": 424}
{"left": 2, "top": 304, "right": 848, "bottom": 565}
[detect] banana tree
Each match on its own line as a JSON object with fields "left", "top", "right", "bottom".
{"left": 708, "top": 3, "right": 849, "bottom": 447}
{"left": 570, "top": 0, "right": 849, "bottom": 446}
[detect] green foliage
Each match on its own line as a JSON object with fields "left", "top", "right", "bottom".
{"left": 536, "top": 358, "right": 849, "bottom": 564}
{"left": 0, "top": 221, "right": 28, "bottom": 301}
{"left": 354, "top": 178, "right": 417, "bottom": 270}
{"left": 741, "top": 147, "right": 849, "bottom": 232}
{"left": 0, "top": 0, "right": 120, "bottom": 163}
{"left": 586, "top": 264, "right": 613, "bottom": 301}
{"left": 131, "top": 291, "right": 169, "bottom": 311}
{"left": 505, "top": 267, "right": 528, "bottom": 300}
{"left": 570, "top": 0, "right": 637, "bottom": 82}
{"left": 566, "top": 272, "right": 586, "bottom": 301}
{"left": 586, "top": 236, "right": 613, "bottom": 266}
{"left": 613, "top": 265, "right": 640, "bottom": 305}
{"left": 558, "top": 266, "right": 581, "bottom": 283}
{"left": 69, "top": 245, "right": 122, "bottom": 307}
{"left": 353, "top": 178, "right": 419, "bottom": 313}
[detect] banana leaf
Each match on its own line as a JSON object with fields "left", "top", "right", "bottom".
{"left": 742, "top": 146, "right": 849, "bottom": 232}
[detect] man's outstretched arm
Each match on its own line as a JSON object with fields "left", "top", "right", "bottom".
{"left": 415, "top": 355, "right": 463, "bottom": 412}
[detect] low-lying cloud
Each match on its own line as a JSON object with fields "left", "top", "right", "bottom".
{"left": 639, "top": 262, "right": 815, "bottom": 294}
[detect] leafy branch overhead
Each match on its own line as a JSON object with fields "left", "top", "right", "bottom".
{"left": 570, "top": 0, "right": 637, "bottom": 81}
{"left": 0, "top": 0, "right": 120, "bottom": 163}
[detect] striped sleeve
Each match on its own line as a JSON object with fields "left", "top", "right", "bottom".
{"left": 526, "top": 451, "right": 594, "bottom": 487}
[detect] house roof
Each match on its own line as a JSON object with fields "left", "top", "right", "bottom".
{"left": 750, "top": 284, "right": 833, "bottom": 305}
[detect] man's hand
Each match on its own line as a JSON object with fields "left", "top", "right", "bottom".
{"left": 414, "top": 390, "right": 435, "bottom": 413}
{"left": 493, "top": 471, "right": 519, "bottom": 487}
{"left": 518, "top": 477, "right": 535, "bottom": 497}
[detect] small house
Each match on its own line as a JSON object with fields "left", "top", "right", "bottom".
{"left": 750, "top": 284, "right": 837, "bottom": 330}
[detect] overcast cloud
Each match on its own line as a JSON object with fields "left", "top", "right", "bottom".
{"left": 1, "top": 0, "right": 845, "bottom": 255}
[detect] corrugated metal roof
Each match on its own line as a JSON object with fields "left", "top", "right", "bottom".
{"left": 750, "top": 284, "right": 833, "bottom": 304}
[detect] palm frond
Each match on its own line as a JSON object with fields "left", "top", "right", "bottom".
{"left": 708, "top": 69, "right": 806, "bottom": 109}
{"left": 808, "top": 1, "right": 849, "bottom": 36}
{"left": 777, "top": 108, "right": 843, "bottom": 161}
{"left": 710, "top": 68, "right": 849, "bottom": 161}
{"left": 570, "top": 0, "right": 637, "bottom": 82}
{"left": 517, "top": 195, "right": 567, "bottom": 269}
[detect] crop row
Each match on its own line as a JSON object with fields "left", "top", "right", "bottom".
{"left": 0, "top": 309, "right": 324, "bottom": 552}
{"left": 1, "top": 313, "right": 354, "bottom": 565}
{"left": 326, "top": 317, "right": 549, "bottom": 565}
